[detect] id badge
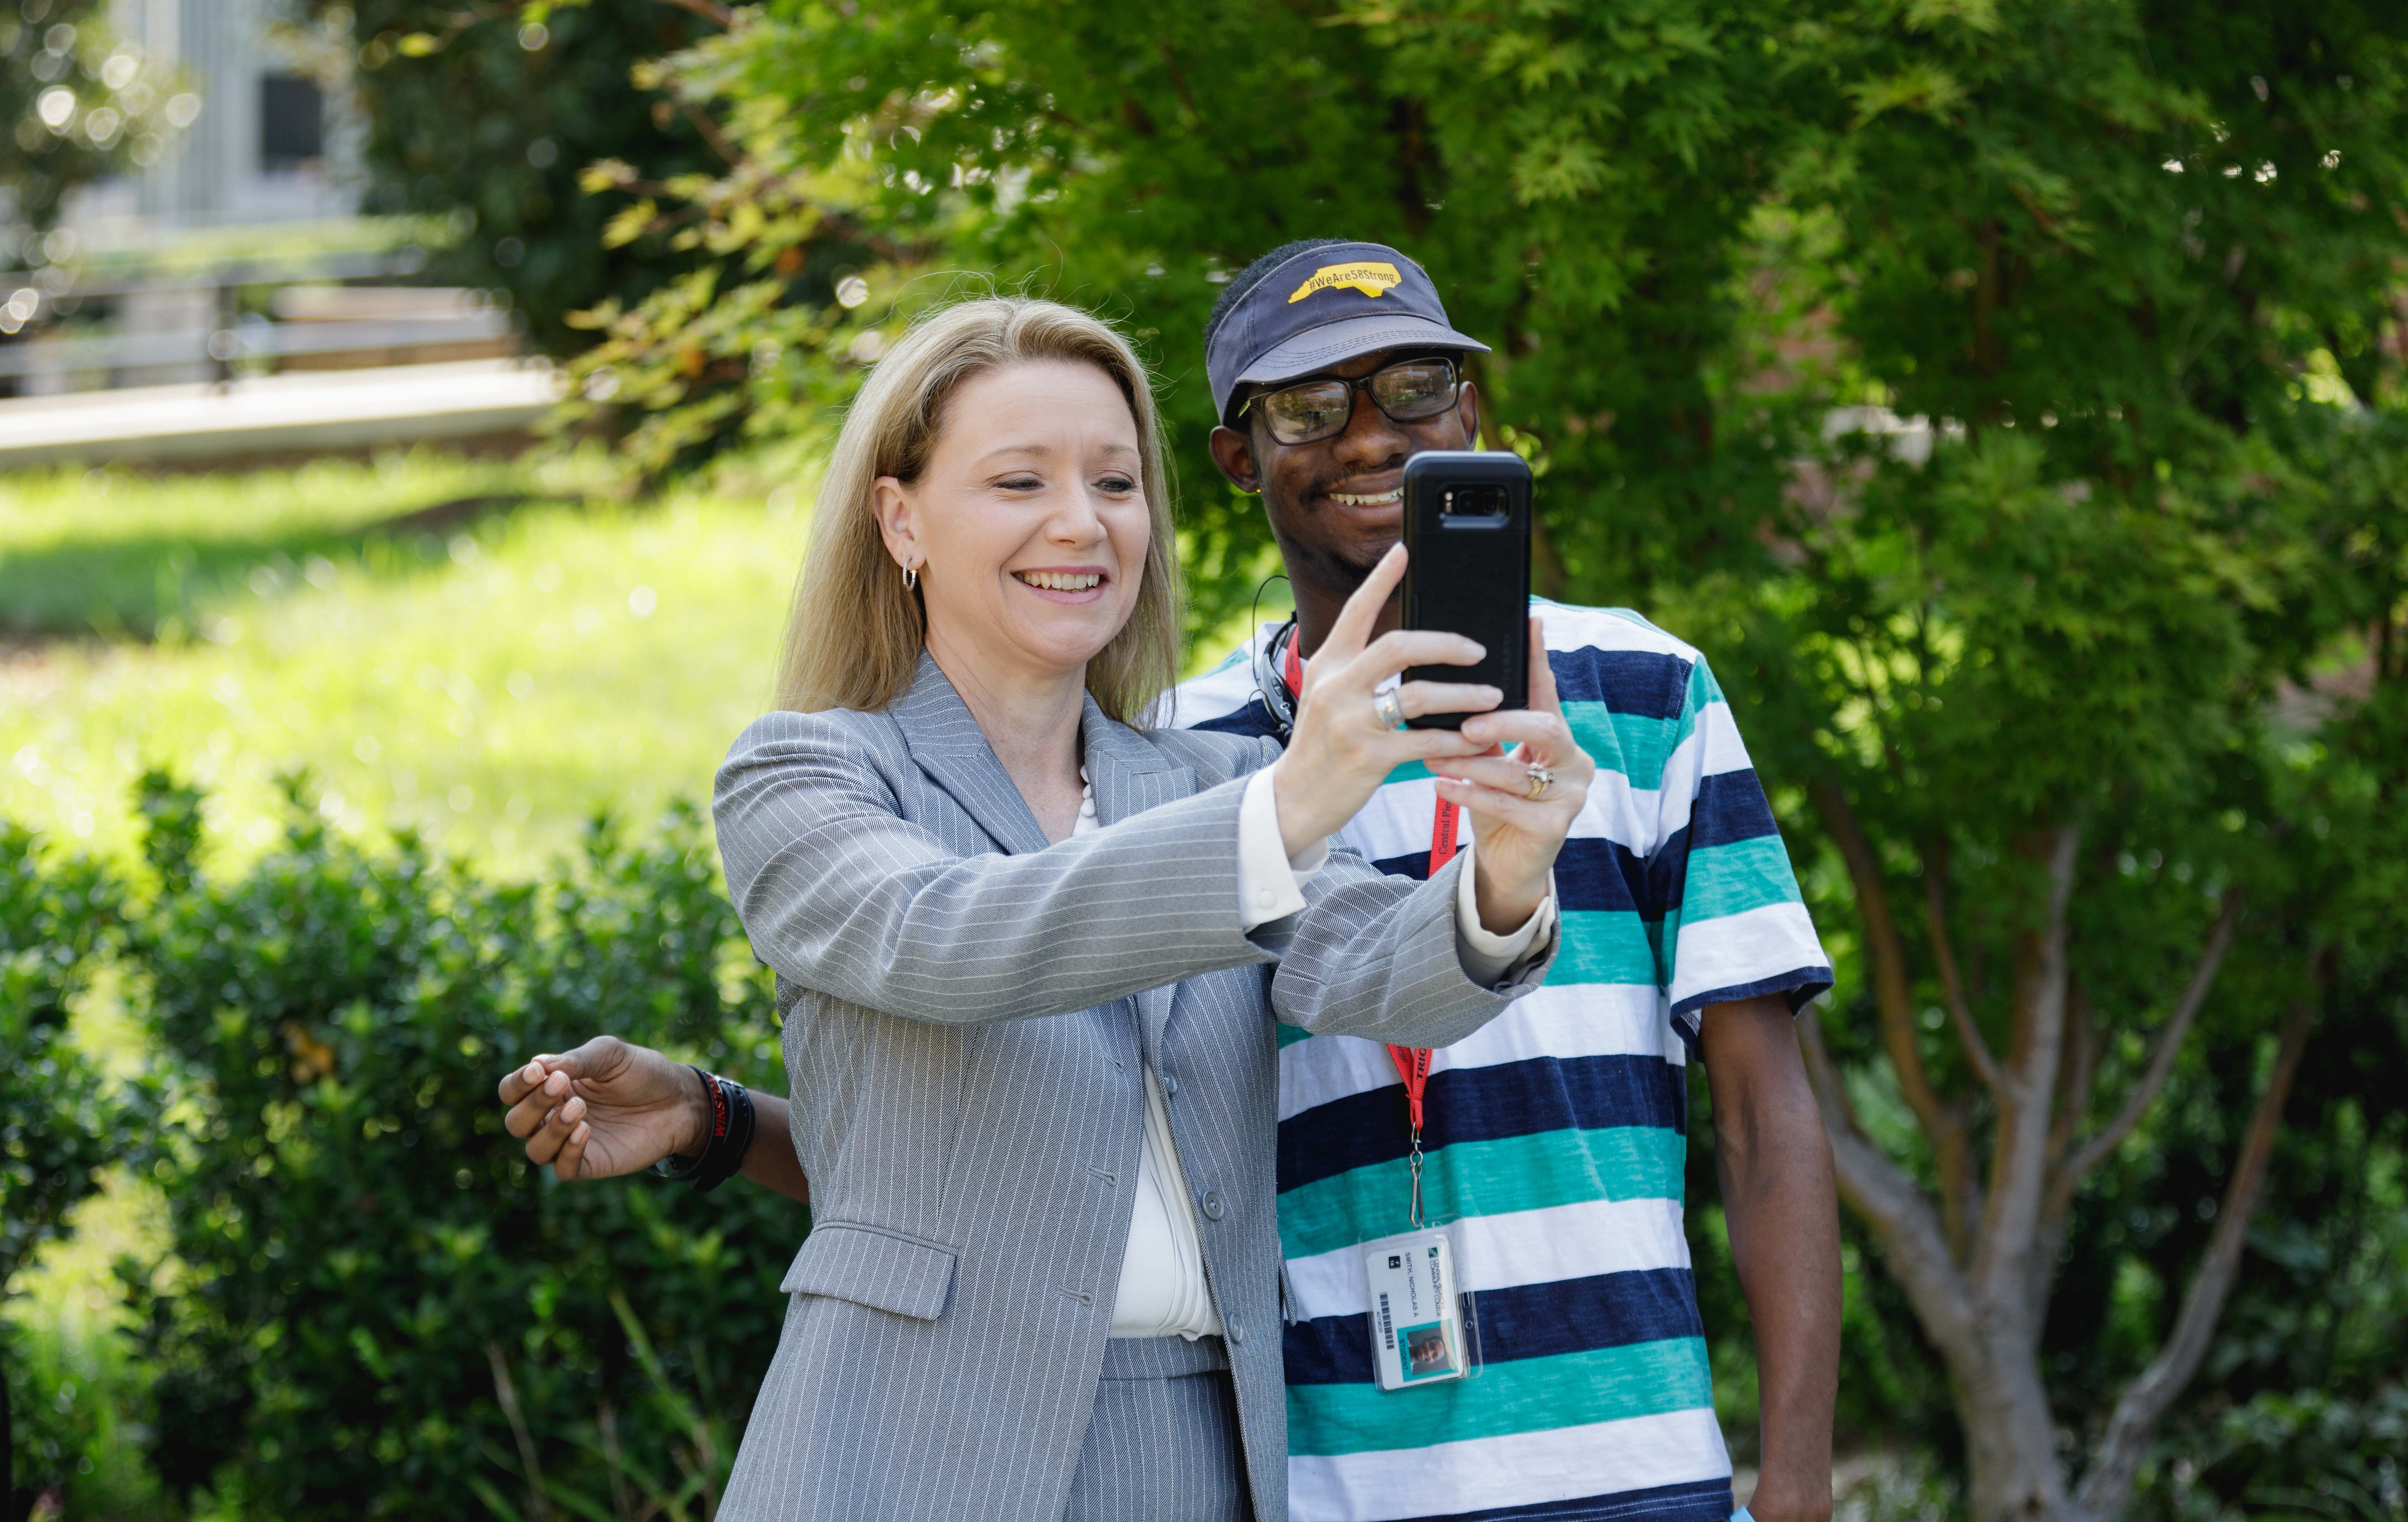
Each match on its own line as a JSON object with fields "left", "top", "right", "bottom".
{"left": 1362, "top": 1228, "right": 1468, "bottom": 1390}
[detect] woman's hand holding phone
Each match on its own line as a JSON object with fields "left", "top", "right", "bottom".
{"left": 1270, "top": 543, "right": 1497, "bottom": 854}
{"left": 1270, "top": 544, "right": 1595, "bottom": 935}
{"left": 1433, "top": 617, "right": 1594, "bottom": 932}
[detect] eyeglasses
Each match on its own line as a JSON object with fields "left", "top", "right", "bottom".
{"left": 1237, "top": 357, "right": 1462, "bottom": 446}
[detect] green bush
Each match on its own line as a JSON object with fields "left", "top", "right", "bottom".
{"left": 121, "top": 773, "right": 801, "bottom": 1521}
{"left": 1, "top": 817, "right": 134, "bottom": 1517}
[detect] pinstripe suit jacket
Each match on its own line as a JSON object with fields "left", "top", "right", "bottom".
{"left": 710, "top": 655, "right": 1550, "bottom": 1522}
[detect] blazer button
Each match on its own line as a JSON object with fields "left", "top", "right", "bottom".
{"left": 1159, "top": 1073, "right": 1179, "bottom": 1097}
{"left": 1200, "top": 1191, "right": 1225, "bottom": 1221}
{"left": 1225, "top": 1316, "right": 1244, "bottom": 1346}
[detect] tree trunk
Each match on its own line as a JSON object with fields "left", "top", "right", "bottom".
{"left": 1955, "top": 1341, "right": 2067, "bottom": 1522}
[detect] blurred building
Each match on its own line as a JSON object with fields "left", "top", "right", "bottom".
{"left": 0, "top": 5, "right": 552, "bottom": 458}
{"left": 67, "top": 0, "right": 362, "bottom": 242}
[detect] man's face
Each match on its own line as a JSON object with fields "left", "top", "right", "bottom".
{"left": 1208, "top": 348, "right": 1481, "bottom": 594}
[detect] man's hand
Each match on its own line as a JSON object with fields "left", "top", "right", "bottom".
{"left": 497, "top": 1035, "right": 707, "bottom": 1182}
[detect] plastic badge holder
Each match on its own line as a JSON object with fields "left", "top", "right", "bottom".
{"left": 1358, "top": 1221, "right": 1484, "bottom": 1391}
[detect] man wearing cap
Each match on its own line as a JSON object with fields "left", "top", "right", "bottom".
{"left": 501, "top": 239, "right": 1842, "bottom": 1522}
{"left": 1173, "top": 239, "right": 1841, "bottom": 1522}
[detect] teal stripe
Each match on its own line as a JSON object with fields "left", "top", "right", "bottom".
{"left": 1687, "top": 656, "right": 1724, "bottom": 710}
{"left": 1549, "top": 910, "right": 1661, "bottom": 987}
{"left": 1286, "top": 1337, "right": 1715, "bottom": 1456}
{"left": 1381, "top": 760, "right": 1434, "bottom": 787}
{"left": 1278, "top": 1126, "right": 1686, "bottom": 1261}
{"left": 1276, "top": 1022, "right": 1314, "bottom": 1049}
{"left": 1680, "top": 835, "right": 1803, "bottom": 922}
{"left": 1563, "top": 702, "right": 1687, "bottom": 792}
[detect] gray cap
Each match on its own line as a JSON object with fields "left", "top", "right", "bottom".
{"left": 1204, "top": 241, "right": 1489, "bottom": 424}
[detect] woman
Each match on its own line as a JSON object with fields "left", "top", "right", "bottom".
{"left": 517, "top": 297, "right": 1595, "bottom": 1522}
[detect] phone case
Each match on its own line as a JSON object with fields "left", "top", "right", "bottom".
{"left": 1400, "top": 450, "right": 1532, "bottom": 730}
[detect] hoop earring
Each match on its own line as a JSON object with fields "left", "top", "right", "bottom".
{"left": 901, "top": 560, "right": 918, "bottom": 591}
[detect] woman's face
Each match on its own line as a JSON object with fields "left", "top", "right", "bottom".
{"left": 875, "top": 359, "right": 1151, "bottom": 689}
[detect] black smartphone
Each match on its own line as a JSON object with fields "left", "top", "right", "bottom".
{"left": 1400, "top": 449, "right": 1533, "bottom": 730}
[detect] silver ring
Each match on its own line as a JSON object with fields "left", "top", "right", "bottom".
{"left": 1523, "top": 763, "right": 1555, "bottom": 801}
{"left": 1372, "top": 688, "right": 1407, "bottom": 729}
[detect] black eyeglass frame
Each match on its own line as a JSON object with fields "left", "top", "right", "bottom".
{"left": 1233, "top": 355, "right": 1465, "bottom": 446}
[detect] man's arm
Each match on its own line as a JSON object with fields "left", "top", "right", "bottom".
{"left": 1697, "top": 994, "right": 1839, "bottom": 1522}
{"left": 498, "top": 1035, "right": 811, "bottom": 1204}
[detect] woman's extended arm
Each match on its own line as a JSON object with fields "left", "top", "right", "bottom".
{"left": 717, "top": 720, "right": 1286, "bottom": 1026}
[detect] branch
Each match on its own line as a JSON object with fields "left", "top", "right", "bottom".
{"left": 1810, "top": 779, "right": 1980, "bottom": 1258}
{"left": 2049, "top": 893, "right": 2242, "bottom": 1210}
{"left": 655, "top": 0, "right": 737, "bottom": 25}
{"left": 1972, "top": 823, "right": 2080, "bottom": 1317}
{"left": 1922, "top": 835, "right": 2003, "bottom": 1094}
{"left": 2071, "top": 979, "right": 2319, "bottom": 1522}
{"left": 485, "top": 1342, "right": 554, "bottom": 1522}
{"left": 1799, "top": 1009, "right": 1985, "bottom": 1360}
{"left": 2044, "top": 979, "right": 2099, "bottom": 1189}
{"left": 679, "top": 98, "right": 746, "bottom": 167}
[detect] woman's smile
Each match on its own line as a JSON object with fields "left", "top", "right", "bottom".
{"left": 1012, "top": 566, "right": 1110, "bottom": 602}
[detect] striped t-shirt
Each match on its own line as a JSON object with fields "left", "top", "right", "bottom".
{"left": 1169, "top": 598, "right": 1831, "bottom": 1522}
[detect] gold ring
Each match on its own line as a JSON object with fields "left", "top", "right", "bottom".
{"left": 1524, "top": 763, "right": 1555, "bottom": 801}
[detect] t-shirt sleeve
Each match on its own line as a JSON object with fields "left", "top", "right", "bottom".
{"left": 1647, "top": 651, "right": 1833, "bottom": 1056}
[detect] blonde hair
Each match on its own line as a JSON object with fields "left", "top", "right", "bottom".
{"left": 774, "top": 297, "right": 1181, "bottom": 725}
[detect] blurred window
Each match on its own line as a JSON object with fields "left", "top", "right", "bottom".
{"left": 259, "top": 72, "right": 324, "bottom": 170}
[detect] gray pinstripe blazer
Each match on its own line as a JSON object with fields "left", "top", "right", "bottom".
{"left": 710, "top": 655, "right": 1548, "bottom": 1522}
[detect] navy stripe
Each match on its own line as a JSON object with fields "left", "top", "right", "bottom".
{"left": 1188, "top": 694, "right": 1284, "bottom": 738}
{"left": 1375, "top": 836, "right": 1644, "bottom": 917}
{"left": 1670, "top": 966, "right": 1834, "bottom": 1025}
{"left": 1647, "top": 768, "right": 1783, "bottom": 919}
{"left": 1282, "top": 1268, "right": 1707, "bottom": 1385}
{"left": 1686, "top": 768, "right": 1781, "bottom": 851}
{"left": 1402, "top": 1476, "right": 1737, "bottom": 1522}
{"left": 1668, "top": 966, "right": 1835, "bottom": 1060}
{"left": 1546, "top": 647, "right": 1692, "bottom": 721}
{"left": 1279, "top": 1053, "right": 1685, "bottom": 1194}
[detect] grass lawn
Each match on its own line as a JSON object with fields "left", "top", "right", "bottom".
{"left": 0, "top": 448, "right": 1285, "bottom": 875}
{"left": 0, "top": 451, "right": 808, "bottom": 874}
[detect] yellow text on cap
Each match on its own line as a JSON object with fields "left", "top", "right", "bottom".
{"left": 1287, "top": 261, "right": 1404, "bottom": 303}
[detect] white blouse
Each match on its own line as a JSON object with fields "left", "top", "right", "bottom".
{"left": 1084, "top": 767, "right": 1554, "bottom": 1340}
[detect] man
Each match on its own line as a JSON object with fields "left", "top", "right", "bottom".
{"left": 503, "top": 239, "right": 1840, "bottom": 1522}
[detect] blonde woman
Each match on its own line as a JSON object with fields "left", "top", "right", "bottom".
{"left": 559, "top": 297, "right": 1594, "bottom": 1522}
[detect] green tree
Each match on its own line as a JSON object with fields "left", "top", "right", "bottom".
{"left": 301, "top": 0, "right": 731, "bottom": 350}
{"left": 454, "top": 2, "right": 2408, "bottom": 1516}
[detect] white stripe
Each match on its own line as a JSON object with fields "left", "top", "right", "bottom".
{"left": 1166, "top": 659, "right": 1259, "bottom": 729}
{"left": 1279, "top": 983, "right": 1676, "bottom": 1121}
{"left": 1693, "top": 698, "right": 1756, "bottom": 779}
{"left": 1668, "top": 899, "right": 1827, "bottom": 1008}
{"left": 1534, "top": 601, "right": 1703, "bottom": 664}
{"left": 1288, "top": 1406, "right": 1731, "bottom": 1522}
{"left": 1285, "top": 1196, "right": 1695, "bottom": 1319}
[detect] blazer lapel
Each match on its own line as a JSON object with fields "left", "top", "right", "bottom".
{"left": 892, "top": 653, "right": 1050, "bottom": 857}
{"left": 1082, "top": 697, "right": 1199, "bottom": 1063}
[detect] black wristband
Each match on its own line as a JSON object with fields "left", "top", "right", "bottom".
{"left": 651, "top": 1068, "right": 755, "bottom": 1194}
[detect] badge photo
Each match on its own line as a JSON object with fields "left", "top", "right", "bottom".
{"left": 1361, "top": 1227, "right": 1475, "bottom": 1391}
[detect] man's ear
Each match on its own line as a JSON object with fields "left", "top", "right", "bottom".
{"left": 1456, "top": 380, "right": 1482, "bottom": 450}
{"left": 872, "top": 476, "right": 922, "bottom": 570}
{"left": 1208, "top": 424, "right": 1263, "bottom": 495}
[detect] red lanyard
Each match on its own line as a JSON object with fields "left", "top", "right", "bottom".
{"left": 1282, "top": 626, "right": 1443, "bottom": 1227}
